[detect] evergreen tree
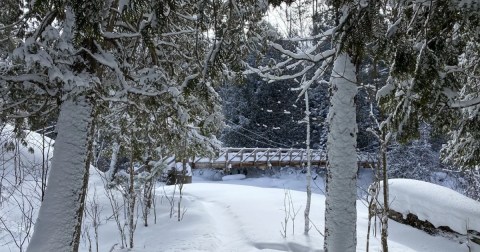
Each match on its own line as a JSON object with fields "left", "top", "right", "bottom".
{"left": 378, "top": 0, "right": 480, "bottom": 168}
{"left": 0, "top": 1, "right": 269, "bottom": 251}
{"left": 0, "top": 0, "right": 23, "bottom": 57}
{"left": 388, "top": 124, "right": 446, "bottom": 181}
{"left": 221, "top": 37, "right": 317, "bottom": 149}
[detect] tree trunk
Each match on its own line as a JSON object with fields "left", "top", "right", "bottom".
{"left": 381, "top": 131, "right": 389, "bottom": 252}
{"left": 304, "top": 90, "right": 312, "bottom": 235}
{"left": 128, "top": 152, "right": 136, "bottom": 248}
{"left": 143, "top": 158, "right": 153, "bottom": 227}
{"left": 324, "top": 53, "right": 358, "bottom": 252}
{"left": 107, "top": 142, "right": 120, "bottom": 182}
{"left": 27, "top": 96, "right": 94, "bottom": 252}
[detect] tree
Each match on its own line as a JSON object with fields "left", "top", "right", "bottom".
{"left": 378, "top": 0, "right": 480, "bottom": 168}
{"left": 221, "top": 37, "right": 312, "bottom": 149}
{"left": 303, "top": 89, "right": 312, "bottom": 234}
{"left": 0, "top": 0, "right": 23, "bottom": 57}
{"left": 1, "top": 1, "right": 268, "bottom": 251}
{"left": 324, "top": 52, "right": 358, "bottom": 251}
{"left": 373, "top": 2, "right": 479, "bottom": 249}
{"left": 246, "top": 1, "right": 385, "bottom": 250}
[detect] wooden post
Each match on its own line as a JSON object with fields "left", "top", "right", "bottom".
{"left": 225, "top": 151, "right": 229, "bottom": 172}
{"left": 289, "top": 148, "right": 293, "bottom": 166}
{"left": 300, "top": 150, "right": 304, "bottom": 167}
{"left": 240, "top": 149, "right": 243, "bottom": 168}
{"left": 278, "top": 148, "right": 282, "bottom": 167}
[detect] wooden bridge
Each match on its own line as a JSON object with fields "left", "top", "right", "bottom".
{"left": 170, "top": 148, "right": 378, "bottom": 170}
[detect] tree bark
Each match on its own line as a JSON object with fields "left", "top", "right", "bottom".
{"left": 27, "top": 96, "right": 94, "bottom": 252}
{"left": 143, "top": 157, "right": 153, "bottom": 227}
{"left": 128, "top": 149, "right": 136, "bottom": 248}
{"left": 304, "top": 90, "right": 312, "bottom": 235}
{"left": 381, "top": 131, "right": 389, "bottom": 252}
{"left": 324, "top": 53, "right": 358, "bottom": 252}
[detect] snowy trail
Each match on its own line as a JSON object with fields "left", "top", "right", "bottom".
{"left": 182, "top": 183, "right": 326, "bottom": 252}
{"left": 136, "top": 187, "right": 257, "bottom": 252}
{"left": 183, "top": 188, "right": 319, "bottom": 252}
{"left": 191, "top": 195, "right": 254, "bottom": 251}
{"left": 180, "top": 182, "right": 471, "bottom": 252}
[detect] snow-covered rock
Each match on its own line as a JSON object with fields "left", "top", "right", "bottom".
{"left": 380, "top": 178, "right": 480, "bottom": 235}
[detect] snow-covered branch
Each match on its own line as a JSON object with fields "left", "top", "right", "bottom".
{"left": 244, "top": 62, "right": 314, "bottom": 82}
{"left": 270, "top": 43, "right": 335, "bottom": 63}
{"left": 448, "top": 96, "right": 480, "bottom": 109}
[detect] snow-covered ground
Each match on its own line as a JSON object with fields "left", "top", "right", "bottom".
{"left": 71, "top": 169, "right": 471, "bottom": 252}
{"left": 0, "top": 125, "right": 53, "bottom": 252}
{"left": 0, "top": 127, "right": 477, "bottom": 251}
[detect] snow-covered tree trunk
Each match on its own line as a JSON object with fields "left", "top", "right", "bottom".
{"left": 27, "top": 96, "right": 94, "bottom": 252}
{"left": 304, "top": 90, "right": 312, "bottom": 235}
{"left": 324, "top": 53, "right": 358, "bottom": 252}
{"left": 107, "top": 142, "right": 120, "bottom": 181}
{"left": 381, "top": 131, "right": 389, "bottom": 252}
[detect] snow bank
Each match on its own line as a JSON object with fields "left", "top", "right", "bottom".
{"left": 0, "top": 124, "right": 54, "bottom": 252}
{"left": 380, "top": 179, "right": 480, "bottom": 234}
{"left": 222, "top": 174, "right": 246, "bottom": 181}
{"left": 0, "top": 124, "right": 55, "bottom": 172}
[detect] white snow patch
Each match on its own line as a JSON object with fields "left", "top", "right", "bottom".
{"left": 380, "top": 178, "right": 480, "bottom": 234}
{"left": 376, "top": 78, "right": 395, "bottom": 100}
{"left": 222, "top": 174, "right": 246, "bottom": 181}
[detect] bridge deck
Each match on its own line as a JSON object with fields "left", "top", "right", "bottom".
{"left": 171, "top": 148, "right": 378, "bottom": 170}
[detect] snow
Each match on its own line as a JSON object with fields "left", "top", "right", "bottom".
{"left": 0, "top": 163, "right": 476, "bottom": 251}
{"left": 376, "top": 78, "right": 395, "bottom": 100}
{"left": 0, "top": 128, "right": 477, "bottom": 252}
{"left": 222, "top": 174, "right": 246, "bottom": 181}
{"left": 168, "top": 161, "right": 192, "bottom": 176}
{"left": 190, "top": 148, "right": 375, "bottom": 165}
{"left": 118, "top": 0, "right": 130, "bottom": 12}
{"left": 270, "top": 42, "right": 335, "bottom": 62}
{"left": 0, "top": 125, "right": 54, "bottom": 251}
{"left": 324, "top": 53, "right": 358, "bottom": 251}
{"left": 71, "top": 170, "right": 471, "bottom": 252}
{"left": 0, "top": 124, "right": 54, "bottom": 173}
{"left": 27, "top": 97, "right": 94, "bottom": 252}
{"left": 380, "top": 178, "right": 480, "bottom": 235}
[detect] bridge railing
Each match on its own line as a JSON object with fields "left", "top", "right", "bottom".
{"left": 169, "top": 147, "right": 379, "bottom": 169}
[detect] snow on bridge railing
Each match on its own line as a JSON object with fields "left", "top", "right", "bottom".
{"left": 168, "top": 148, "right": 378, "bottom": 169}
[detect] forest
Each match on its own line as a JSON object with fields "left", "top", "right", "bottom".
{"left": 0, "top": 0, "right": 479, "bottom": 252}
